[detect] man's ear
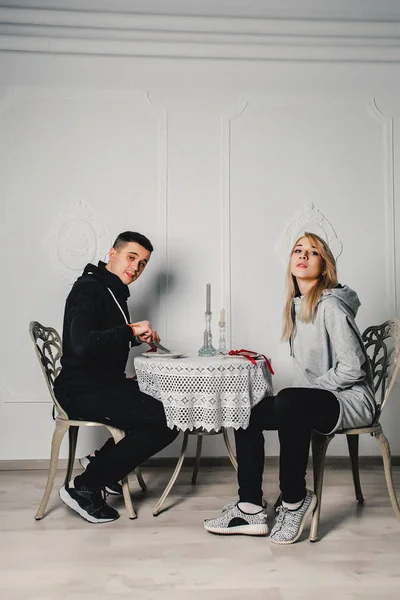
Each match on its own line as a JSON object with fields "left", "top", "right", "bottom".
{"left": 108, "top": 247, "right": 116, "bottom": 261}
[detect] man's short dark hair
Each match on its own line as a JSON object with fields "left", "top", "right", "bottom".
{"left": 113, "top": 231, "right": 154, "bottom": 253}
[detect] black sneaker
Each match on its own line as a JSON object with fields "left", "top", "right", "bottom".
{"left": 59, "top": 480, "right": 120, "bottom": 523}
{"left": 79, "top": 455, "right": 123, "bottom": 496}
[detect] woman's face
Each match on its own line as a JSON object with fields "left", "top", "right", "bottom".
{"left": 290, "top": 236, "right": 324, "bottom": 283}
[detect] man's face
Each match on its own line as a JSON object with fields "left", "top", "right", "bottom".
{"left": 106, "top": 242, "right": 151, "bottom": 285}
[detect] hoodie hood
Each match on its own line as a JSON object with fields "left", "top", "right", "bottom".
{"left": 81, "top": 261, "right": 130, "bottom": 302}
{"left": 320, "top": 285, "right": 360, "bottom": 318}
{"left": 293, "top": 284, "right": 360, "bottom": 318}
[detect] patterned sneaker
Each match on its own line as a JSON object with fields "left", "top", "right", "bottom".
{"left": 79, "top": 455, "right": 123, "bottom": 496}
{"left": 269, "top": 490, "right": 317, "bottom": 545}
{"left": 59, "top": 480, "right": 120, "bottom": 524}
{"left": 204, "top": 502, "right": 269, "bottom": 536}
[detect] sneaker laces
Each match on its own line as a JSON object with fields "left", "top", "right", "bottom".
{"left": 78, "top": 484, "right": 110, "bottom": 510}
{"left": 274, "top": 505, "right": 289, "bottom": 526}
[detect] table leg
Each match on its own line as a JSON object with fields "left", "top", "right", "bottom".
{"left": 222, "top": 428, "right": 238, "bottom": 471}
{"left": 191, "top": 434, "right": 203, "bottom": 484}
{"left": 153, "top": 431, "right": 189, "bottom": 516}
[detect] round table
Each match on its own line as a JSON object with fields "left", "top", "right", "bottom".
{"left": 135, "top": 354, "right": 274, "bottom": 515}
{"left": 134, "top": 354, "right": 273, "bottom": 431}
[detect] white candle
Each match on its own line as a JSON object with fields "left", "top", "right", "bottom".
{"left": 220, "top": 309, "right": 225, "bottom": 325}
{"left": 206, "top": 283, "right": 211, "bottom": 312}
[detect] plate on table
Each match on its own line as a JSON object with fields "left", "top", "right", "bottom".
{"left": 142, "top": 351, "right": 185, "bottom": 359}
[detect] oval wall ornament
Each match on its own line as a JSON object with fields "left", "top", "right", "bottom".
{"left": 44, "top": 199, "right": 111, "bottom": 284}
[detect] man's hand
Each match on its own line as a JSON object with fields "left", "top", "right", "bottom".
{"left": 140, "top": 330, "right": 161, "bottom": 345}
{"left": 130, "top": 321, "right": 160, "bottom": 344}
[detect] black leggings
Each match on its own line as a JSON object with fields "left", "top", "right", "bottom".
{"left": 63, "top": 379, "right": 179, "bottom": 490}
{"left": 234, "top": 387, "right": 340, "bottom": 505}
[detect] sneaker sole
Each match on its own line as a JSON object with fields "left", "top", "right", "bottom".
{"left": 204, "top": 523, "right": 269, "bottom": 536}
{"left": 270, "top": 494, "right": 317, "bottom": 545}
{"left": 59, "top": 486, "right": 119, "bottom": 524}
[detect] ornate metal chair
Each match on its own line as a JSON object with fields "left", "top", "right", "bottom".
{"left": 310, "top": 319, "right": 400, "bottom": 541}
{"left": 29, "top": 321, "right": 147, "bottom": 520}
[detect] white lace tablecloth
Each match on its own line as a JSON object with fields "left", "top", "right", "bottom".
{"left": 134, "top": 355, "right": 274, "bottom": 432}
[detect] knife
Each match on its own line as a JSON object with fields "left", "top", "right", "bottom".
{"left": 149, "top": 340, "right": 172, "bottom": 354}
{"left": 130, "top": 323, "right": 172, "bottom": 353}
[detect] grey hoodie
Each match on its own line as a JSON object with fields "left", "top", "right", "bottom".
{"left": 291, "top": 285, "right": 376, "bottom": 432}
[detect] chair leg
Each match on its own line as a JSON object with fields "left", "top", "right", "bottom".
{"left": 309, "top": 433, "right": 335, "bottom": 542}
{"left": 153, "top": 431, "right": 188, "bottom": 516}
{"left": 346, "top": 434, "right": 365, "bottom": 504}
{"left": 107, "top": 427, "right": 137, "bottom": 519}
{"left": 35, "top": 420, "right": 69, "bottom": 520}
{"left": 222, "top": 428, "right": 238, "bottom": 472}
{"left": 64, "top": 426, "right": 79, "bottom": 486}
{"left": 135, "top": 467, "right": 147, "bottom": 491}
{"left": 374, "top": 431, "right": 400, "bottom": 519}
{"left": 191, "top": 434, "right": 203, "bottom": 484}
{"left": 120, "top": 476, "right": 137, "bottom": 520}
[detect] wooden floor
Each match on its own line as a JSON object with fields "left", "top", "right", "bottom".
{"left": 1, "top": 463, "right": 400, "bottom": 600}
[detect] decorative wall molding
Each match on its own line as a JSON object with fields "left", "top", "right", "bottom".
{"left": 366, "top": 98, "right": 397, "bottom": 318}
{"left": 221, "top": 99, "right": 248, "bottom": 349}
{"left": 146, "top": 93, "right": 169, "bottom": 344}
{"left": 0, "top": 85, "right": 169, "bottom": 294}
{"left": 0, "top": 86, "right": 162, "bottom": 105}
{"left": 1, "top": 455, "right": 399, "bottom": 471}
{"left": 275, "top": 203, "right": 343, "bottom": 268}
{"left": 0, "top": 381, "right": 52, "bottom": 404}
{"left": 44, "top": 199, "right": 111, "bottom": 285}
{"left": 2, "top": 0, "right": 400, "bottom": 22}
{"left": 0, "top": 86, "right": 168, "bottom": 402}
{"left": 2, "top": 6, "right": 400, "bottom": 61}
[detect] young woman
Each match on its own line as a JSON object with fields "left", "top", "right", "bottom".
{"left": 204, "top": 232, "right": 376, "bottom": 544}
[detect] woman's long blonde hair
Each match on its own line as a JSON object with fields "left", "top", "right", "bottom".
{"left": 281, "top": 232, "right": 338, "bottom": 341}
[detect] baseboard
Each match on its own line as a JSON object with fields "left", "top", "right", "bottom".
{"left": 141, "top": 456, "right": 400, "bottom": 468}
{"left": 0, "top": 455, "right": 399, "bottom": 471}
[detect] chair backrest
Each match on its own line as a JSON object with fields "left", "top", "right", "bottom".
{"left": 362, "top": 319, "right": 400, "bottom": 415}
{"left": 29, "top": 321, "right": 68, "bottom": 420}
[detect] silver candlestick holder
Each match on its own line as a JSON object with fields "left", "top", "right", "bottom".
{"left": 198, "top": 311, "right": 217, "bottom": 356}
{"left": 218, "top": 321, "right": 228, "bottom": 354}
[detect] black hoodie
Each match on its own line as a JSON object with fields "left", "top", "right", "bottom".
{"left": 54, "top": 261, "right": 140, "bottom": 406}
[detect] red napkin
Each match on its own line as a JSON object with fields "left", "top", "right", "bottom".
{"left": 228, "top": 349, "right": 274, "bottom": 375}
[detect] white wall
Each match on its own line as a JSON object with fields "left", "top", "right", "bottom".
{"left": 0, "top": 1, "right": 399, "bottom": 460}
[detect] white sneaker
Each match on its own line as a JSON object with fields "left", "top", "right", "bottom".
{"left": 270, "top": 490, "right": 317, "bottom": 545}
{"left": 204, "top": 502, "right": 269, "bottom": 536}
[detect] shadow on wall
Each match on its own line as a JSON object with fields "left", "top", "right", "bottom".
{"left": 128, "top": 268, "right": 177, "bottom": 323}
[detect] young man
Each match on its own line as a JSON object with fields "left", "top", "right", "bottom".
{"left": 54, "top": 231, "right": 179, "bottom": 523}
